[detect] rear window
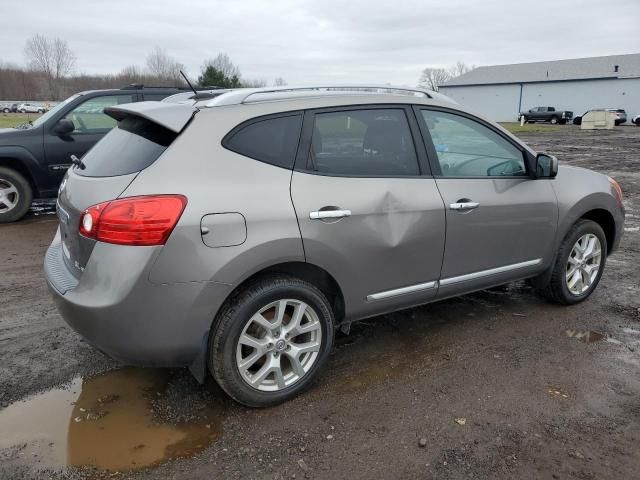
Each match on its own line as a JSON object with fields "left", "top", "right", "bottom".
{"left": 76, "top": 116, "right": 177, "bottom": 177}
{"left": 223, "top": 114, "right": 302, "bottom": 169}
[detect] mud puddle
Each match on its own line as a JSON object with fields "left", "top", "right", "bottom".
{"left": 565, "top": 329, "right": 605, "bottom": 343}
{"left": 0, "top": 368, "right": 223, "bottom": 472}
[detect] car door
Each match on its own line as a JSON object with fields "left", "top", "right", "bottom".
{"left": 290, "top": 106, "right": 446, "bottom": 321}
{"left": 43, "top": 94, "right": 135, "bottom": 177}
{"left": 415, "top": 107, "right": 558, "bottom": 299}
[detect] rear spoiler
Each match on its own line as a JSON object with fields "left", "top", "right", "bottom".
{"left": 104, "top": 101, "right": 197, "bottom": 133}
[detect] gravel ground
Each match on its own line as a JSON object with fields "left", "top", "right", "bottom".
{"left": 0, "top": 125, "right": 638, "bottom": 480}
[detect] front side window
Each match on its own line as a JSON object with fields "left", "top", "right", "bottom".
{"left": 309, "top": 109, "right": 419, "bottom": 176}
{"left": 65, "top": 95, "right": 135, "bottom": 134}
{"left": 421, "top": 110, "right": 526, "bottom": 177}
{"left": 224, "top": 114, "right": 302, "bottom": 169}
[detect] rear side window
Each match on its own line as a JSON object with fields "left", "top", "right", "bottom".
{"left": 76, "top": 116, "right": 177, "bottom": 177}
{"left": 223, "top": 114, "right": 302, "bottom": 169}
{"left": 308, "top": 109, "right": 419, "bottom": 176}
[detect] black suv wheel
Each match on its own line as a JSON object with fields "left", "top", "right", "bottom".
{"left": 0, "top": 167, "right": 32, "bottom": 223}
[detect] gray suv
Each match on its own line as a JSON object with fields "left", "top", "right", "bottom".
{"left": 45, "top": 86, "right": 625, "bottom": 407}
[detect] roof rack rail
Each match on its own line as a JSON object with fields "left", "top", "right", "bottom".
{"left": 120, "top": 84, "right": 189, "bottom": 90}
{"left": 207, "top": 85, "right": 438, "bottom": 107}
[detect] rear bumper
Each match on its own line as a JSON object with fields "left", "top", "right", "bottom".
{"left": 45, "top": 234, "right": 232, "bottom": 367}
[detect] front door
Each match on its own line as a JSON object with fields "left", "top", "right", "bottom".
{"left": 291, "top": 106, "right": 446, "bottom": 320}
{"left": 416, "top": 108, "right": 558, "bottom": 298}
{"left": 44, "top": 94, "right": 135, "bottom": 180}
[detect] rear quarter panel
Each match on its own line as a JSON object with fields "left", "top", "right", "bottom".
{"left": 120, "top": 106, "right": 305, "bottom": 286}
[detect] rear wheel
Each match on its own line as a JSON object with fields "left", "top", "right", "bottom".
{"left": 0, "top": 167, "right": 32, "bottom": 223}
{"left": 209, "top": 276, "right": 335, "bottom": 407}
{"left": 634, "top": 118, "right": 640, "bottom": 126}
{"left": 538, "top": 220, "right": 606, "bottom": 304}
{"left": 550, "top": 116, "right": 559, "bottom": 125}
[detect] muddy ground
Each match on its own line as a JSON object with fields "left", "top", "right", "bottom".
{"left": 0, "top": 126, "right": 638, "bottom": 480}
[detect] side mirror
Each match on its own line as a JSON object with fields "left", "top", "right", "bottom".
{"left": 535, "top": 153, "right": 558, "bottom": 178}
{"left": 53, "top": 118, "right": 75, "bottom": 136}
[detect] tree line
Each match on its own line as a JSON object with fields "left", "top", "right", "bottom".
{"left": 1, "top": 34, "right": 474, "bottom": 101}
{"left": 0, "top": 35, "right": 286, "bottom": 101}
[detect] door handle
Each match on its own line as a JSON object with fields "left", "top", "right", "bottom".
{"left": 310, "top": 209, "right": 352, "bottom": 220}
{"left": 449, "top": 201, "right": 480, "bottom": 211}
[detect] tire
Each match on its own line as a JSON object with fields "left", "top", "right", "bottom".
{"left": 37, "top": 109, "right": 44, "bottom": 114}
{"left": 209, "top": 275, "right": 335, "bottom": 407}
{"left": 19, "top": 109, "right": 25, "bottom": 113}
{"left": 635, "top": 119, "right": 640, "bottom": 126}
{"left": 2, "top": 108, "right": 8, "bottom": 113}
{"left": 538, "top": 219, "right": 607, "bottom": 305}
{"left": 550, "top": 116, "right": 558, "bottom": 125}
{"left": 0, "top": 167, "right": 32, "bottom": 223}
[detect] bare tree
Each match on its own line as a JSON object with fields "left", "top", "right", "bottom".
{"left": 273, "top": 77, "right": 288, "bottom": 87}
{"left": 417, "top": 67, "right": 451, "bottom": 92}
{"left": 145, "top": 47, "right": 184, "bottom": 85}
{"left": 448, "top": 61, "right": 475, "bottom": 78}
{"left": 241, "top": 78, "right": 267, "bottom": 88}
{"left": 24, "top": 34, "right": 76, "bottom": 99}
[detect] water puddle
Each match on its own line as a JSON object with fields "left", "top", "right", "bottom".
{"left": 565, "top": 329, "right": 604, "bottom": 343}
{"left": 0, "top": 368, "right": 223, "bottom": 472}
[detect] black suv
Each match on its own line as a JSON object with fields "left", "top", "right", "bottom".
{"left": 0, "top": 85, "right": 187, "bottom": 222}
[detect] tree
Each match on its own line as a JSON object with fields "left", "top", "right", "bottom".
{"left": 273, "top": 77, "right": 287, "bottom": 87}
{"left": 24, "top": 34, "right": 76, "bottom": 99}
{"left": 197, "top": 53, "right": 242, "bottom": 88}
{"left": 417, "top": 67, "right": 451, "bottom": 92}
{"left": 145, "top": 47, "right": 184, "bottom": 84}
{"left": 449, "top": 61, "right": 475, "bottom": 78}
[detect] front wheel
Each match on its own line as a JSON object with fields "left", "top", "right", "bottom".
{"left": 0, "top": 167, "right": 32, "bottom": 223}
{"left": 538, "top": 220, "right": 606, "bottom": 305}
{"left": 209, "top": 276, "right": 335, "bottom": 407}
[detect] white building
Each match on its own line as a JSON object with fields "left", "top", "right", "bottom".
{"left": 439, "top": 53, "right": 640, "bottom": 122}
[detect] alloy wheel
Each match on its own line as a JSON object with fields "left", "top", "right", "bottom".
{"left": 566, "top": 233, "right": 602, "bottom": 295}
{"left": 235, "top": 299, "right": 322, "bottom": 392}
{"left": 0, "top": 179, "right": 19, "bottom": 213}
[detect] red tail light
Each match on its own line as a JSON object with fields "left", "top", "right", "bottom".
{"left": 79, "top": 195, "right": 187, "bottom": 246}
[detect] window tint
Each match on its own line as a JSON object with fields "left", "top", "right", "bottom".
{"left": 421, "top": 110, "right": 526, "bottom": 177}
{"left": 224, "top": 114, "right": 302, "bottom": 169}
{"left": 309, "top": 109, "right": 419, "bottom": 176}
{"left": 65, "top": 95, "right": 135, "bottom": 134}
{"left": 76, "top": 116, "right": 177, "bottom": 177}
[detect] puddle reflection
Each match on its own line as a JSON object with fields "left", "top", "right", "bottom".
{"left": 0, "top": 368, "right": 223, "bottom": 471}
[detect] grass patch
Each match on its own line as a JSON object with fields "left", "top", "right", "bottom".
{"left": 0, "top": 113, "right": 42, "bottom": 129}
{"left": 499, "top": 122, "right": 563, "bottom": 134}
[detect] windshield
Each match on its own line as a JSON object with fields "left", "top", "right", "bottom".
{"left": 30, "top": 94, "right": 81, "bottom": 128}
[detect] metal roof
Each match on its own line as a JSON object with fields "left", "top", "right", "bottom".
{"left": 442, "top": 53, "right": 640, "bottom": 87}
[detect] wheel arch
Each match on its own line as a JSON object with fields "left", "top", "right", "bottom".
{"left": 221, "top": 261, "right": 346, "bottom": 325}
{"left": 580, "top": 208, "right": 616, "bottom": 255}
{"left": 0, "top": 148, "right": 45, "bottom": 197}
{"left": 0, "top": 156, "right": 40, "bottom": 197}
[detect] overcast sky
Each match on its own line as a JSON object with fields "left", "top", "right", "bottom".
{"left": 1, "top": 0, "right": 638, "bottom": 86}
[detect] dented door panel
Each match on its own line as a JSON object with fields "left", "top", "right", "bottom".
{"left": 290, "top": 172, "right": 446, "bottom": 320}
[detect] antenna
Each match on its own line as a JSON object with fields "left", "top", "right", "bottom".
{"left": 180, "top": 70, "right": 197, "bottom": 96}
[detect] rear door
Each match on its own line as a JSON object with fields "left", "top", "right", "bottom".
{"left": 416, "top": 107, "right": 557, "bottom": 298}
{"left": 290, "top": 106, "right": 446, "bottom": 320}
{"left": 44, "top": 94, "right": 135, "bottom": 177}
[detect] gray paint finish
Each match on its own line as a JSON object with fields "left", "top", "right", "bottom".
{"left": 44, "top": 88, "right": 626, "bottom": 372}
